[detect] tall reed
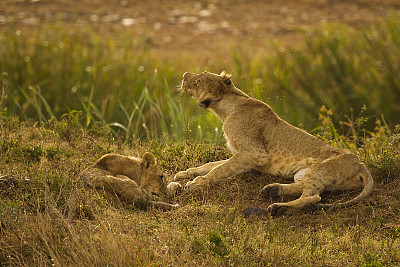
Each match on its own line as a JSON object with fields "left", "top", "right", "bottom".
{"left": 1, "top": 18, "right": 399, "bottom": 143}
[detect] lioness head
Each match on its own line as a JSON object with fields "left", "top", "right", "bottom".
{"left": 140, "top": 152, "right": 167, "bottom": 197}
{"left": 181, "top": 71, "right": 234, "bottom": 109}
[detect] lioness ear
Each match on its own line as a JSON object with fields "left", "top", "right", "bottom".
{"left": 220, "top": 71, "right": 232, "bottom": 86}
{"left": 142, "top": 152, "right": 156, "bottom": 169}
{"left": 224, "top": 77, "right": 232, "bottom": 85}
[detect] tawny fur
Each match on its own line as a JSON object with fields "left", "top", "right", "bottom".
{"left": 80, "top": 153, "right": 181, "bottom": 210}
{"left": 175, "top": 71, "right": 373, "bottom": 215}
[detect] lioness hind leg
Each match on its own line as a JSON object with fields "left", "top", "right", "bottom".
{"left": 174, "top": 160, "right": 227, "bottom": 180}
{"left": 266, "top": 169, "right": 326, "bottom": 215}
{"left": 260, "top": 182, "right": 303, "bottom": 199}
{"left": 267, "top": 195, "right": 322, "bottom": 216}
{"left": 266, "top": 153, "right": 362, "bottom": 215}
{"left": 260, "top": 167, "right": 310, "bottom": 199}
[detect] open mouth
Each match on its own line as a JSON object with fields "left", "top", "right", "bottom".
{"left": 200, "top": 99, "right": 211, "bottom": 109}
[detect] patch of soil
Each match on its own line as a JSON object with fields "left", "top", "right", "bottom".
{"left": 1, "top": 0, "right": 399, "bottom": 60}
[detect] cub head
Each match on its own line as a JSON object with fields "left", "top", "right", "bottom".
{"left": 181, "top": 71, "right": 234, "bottom": 109}
{"left": 139, "top": 152, "right": 167, "bottom": 197}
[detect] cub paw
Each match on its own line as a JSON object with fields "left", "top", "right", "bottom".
{"left": 0, "top": 175, "right": 30, "bottom": 186}
{"left": 260, "top": 184, "right": 281, "bottom": 200}
{"left": 267, "top": 204, "right": 288, "bottom": 216}
{"left": 166, "top": 182, "right": 182, "bottom": 198}
{"left": 153, "top": 202, "right": 179, "bottom": 211}
{"left": 171, "top": 203, "right": 180, "bottom": 209}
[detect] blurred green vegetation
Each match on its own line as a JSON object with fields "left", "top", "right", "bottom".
{"left": 1, "top": 18, "right": 399, "bottom": 143}
{"left": 233, "top": 20, "right": 400, "bottom": 130}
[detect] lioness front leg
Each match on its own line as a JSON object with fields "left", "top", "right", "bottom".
{"left": 174, "top": 160, "right": 227, "bottom": 180}
{"left": 185, "top": 151, "right": 265, "bottom": 191}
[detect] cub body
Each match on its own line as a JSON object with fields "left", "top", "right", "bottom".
{"left": 80, "top": 153, "right": 180, "bottom": 210}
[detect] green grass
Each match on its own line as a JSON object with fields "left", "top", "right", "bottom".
{"left": 232, "top": 19, "right": 400, "bottom": 130}
{"left": 0, "top": 24, "right": 224, "bottom": 143}
{"left": 1, "top": 18, "right": 400, "bottom": 143}
{"left": 0, "top": 115, "right": 399, "bottom": 266}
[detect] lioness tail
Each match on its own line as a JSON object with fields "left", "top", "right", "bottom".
{"left": 317, "top": 163, "right": 373, "bottom": 209}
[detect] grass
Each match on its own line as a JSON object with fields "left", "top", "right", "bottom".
{"left": 1, "top": 18, "right": 400, "bottom": 143}
{"left": 0, "top": 24, "right": 224, "bottom": 143}
{"left": 232, "top": 19, "right": 400, "bottom": 130}
{"left": 0, "top": 115, "right": 399, "bottom": 266}
{"left": 0, "top": 14, "right": 400, "bottom": 267}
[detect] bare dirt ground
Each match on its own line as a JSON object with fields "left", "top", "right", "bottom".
{"left": 1, "top": 0, "right": 400, "bottom": 59}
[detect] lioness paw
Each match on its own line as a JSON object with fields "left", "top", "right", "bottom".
{"left": 184, "top": 176, "right": 206, "bottom": 191}
{"left": 305, "top": 203, "right": 321, "bottom": 213}
{"left": 260, "top": 184, "right": 281, "bottom": 200}
{"left": 267, "top": 203, "right": 288, "bottom": 216}
{"left": 174, "top": 170, "right": 196, "bottom": 181}
{"left": 184, "top": 180, "right": 196, "bottom": 191}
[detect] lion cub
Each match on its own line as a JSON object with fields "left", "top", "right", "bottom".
{"left": 175, "top": 71, "right": 373, "bottom": 215}
{"left": 80, "top": 153, "right": 181, "bottom": 210}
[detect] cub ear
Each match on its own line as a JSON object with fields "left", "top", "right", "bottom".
{"left": 142, "top": 152, "right": 156, "bottom": 169}
{"left": 220, "top": 71, "right": 232, "bottom": 85}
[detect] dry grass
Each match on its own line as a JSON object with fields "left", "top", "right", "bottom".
{"left": 0, "top": 117, "right": 399, "bottom": 266}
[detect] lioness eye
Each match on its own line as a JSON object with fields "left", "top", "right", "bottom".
{"left": 159, "top": 175, "right": 164, "bottom": 183}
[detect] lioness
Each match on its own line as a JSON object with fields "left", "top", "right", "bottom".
{"left": 80, "top": 153, "right": 181, "bottom": 210}
{"left": 175, "top": 71, "right": 373, "bottom": 215}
